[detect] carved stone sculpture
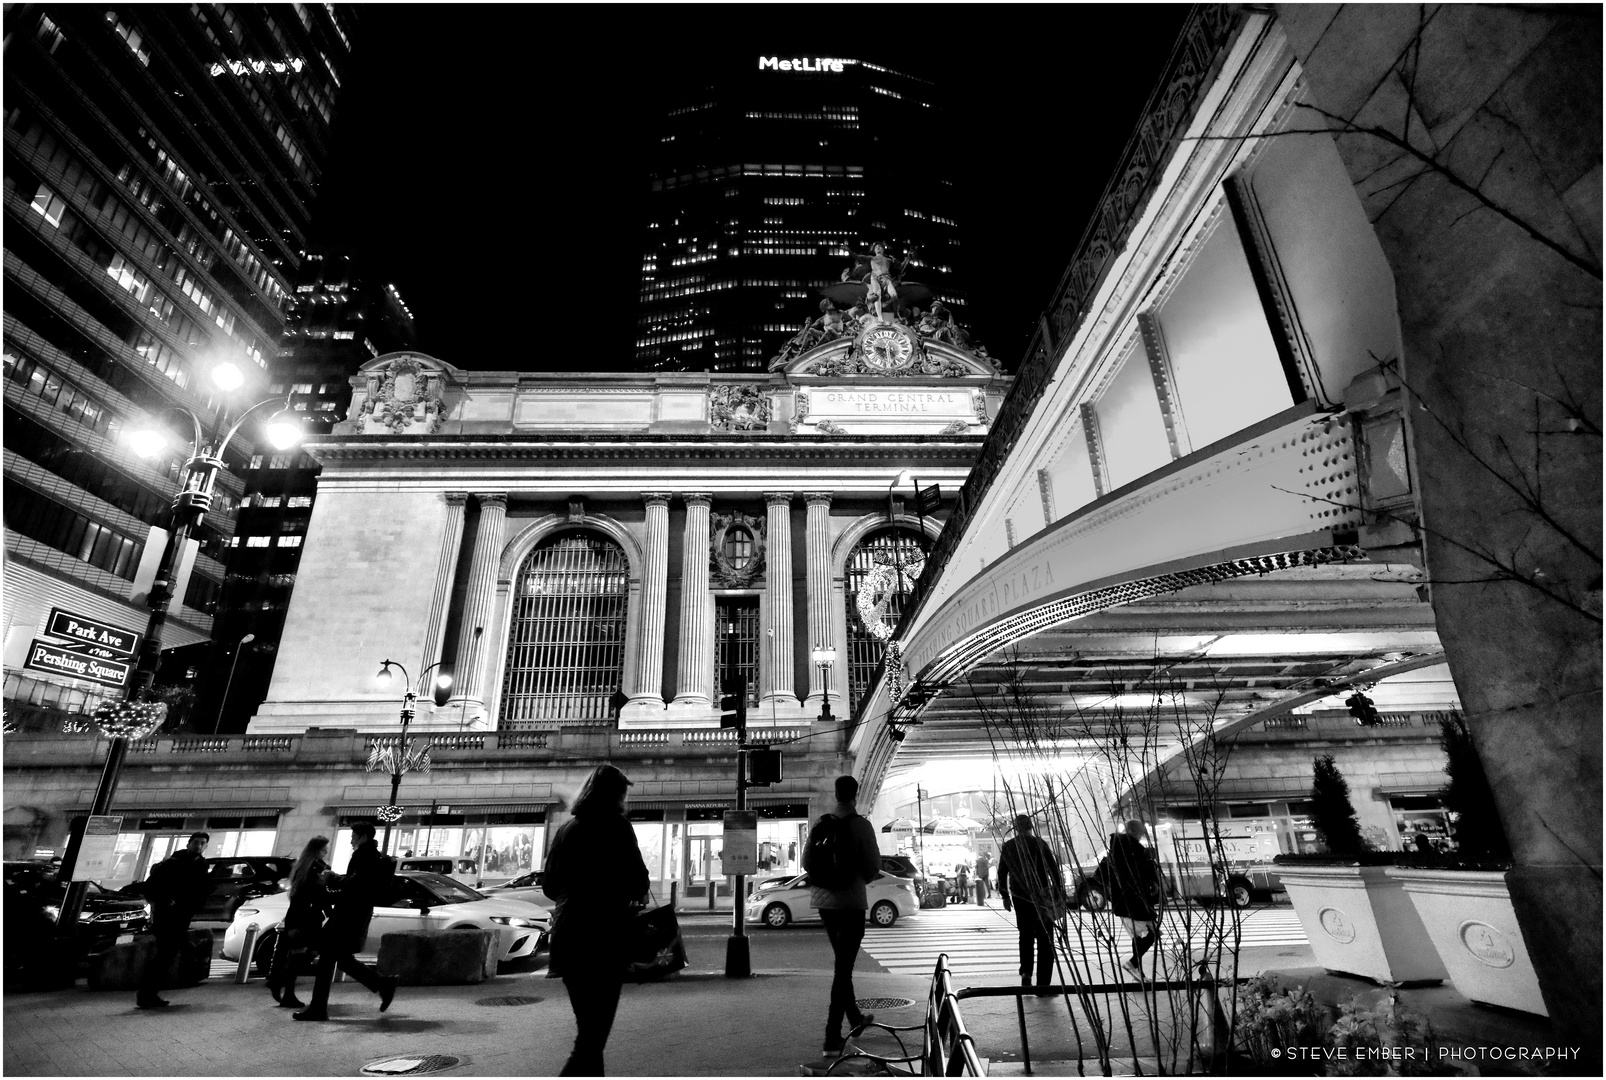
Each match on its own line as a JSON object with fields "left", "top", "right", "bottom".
{"left": 358, "top": 356, "right": 444, "bottom": 435}
{"left": 709, "top": 384, "right": 770, "bottom": 431}
{"left": 710, "top": 510, "right": 766, "bottom": 587}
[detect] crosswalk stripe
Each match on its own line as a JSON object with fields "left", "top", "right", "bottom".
{"left": 861, "top": 905, "right": 1307, "bottom": 977}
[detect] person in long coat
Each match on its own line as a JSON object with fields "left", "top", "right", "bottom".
{"left": 543, "top": 763, "right": 649, "bottom": 1076}
{"left": 267, "top": 836, "right": 332, "bottom": 1009}
{"left": 1107, "top": 820, "right": 1163, "bottom": 975}
{"left": 997, "top": 815, "right": 1066, "bottom": 994}
{"left": 294, "top": 820, "right": 398, "bottom": 1020}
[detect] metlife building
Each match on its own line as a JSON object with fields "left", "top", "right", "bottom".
{"left": 636, "top": 54, "right": 966, "bottom": 371}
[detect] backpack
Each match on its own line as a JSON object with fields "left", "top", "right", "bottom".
{"left": 804, "top": 813, "right": 858, "bottom": 891}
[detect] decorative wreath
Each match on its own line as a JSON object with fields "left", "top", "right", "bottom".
{"left": 855, "top": 553, "right": 925, "bottom": 642}
{"left": 92, "top": 700, "right": 167, "bottom": 740}
{"left": 376, "top": 805, "right": 405, "bottom": 824}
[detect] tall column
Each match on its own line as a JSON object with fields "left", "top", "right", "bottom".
{"left": 421, "top": 492, "right": 469, "bottom": 670}
{"left": 802, "top": 493, "right": 834, "bottom": 711}
{"left": 626, "top": 493, "right": 671, "bottom": 716}
{"left": 762, "top": 491, "right": 796, "bottom": 709}
{"left": 447, "top": 493, "right": 508, "bottom": 719}
{"left": 671, "top": 493, "right": 713, "bottom": 709}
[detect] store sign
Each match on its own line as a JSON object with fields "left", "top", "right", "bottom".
{"left": 46, "top": 608, "right": 141, "bottom": 659}
{"left": 71, "top": 816, "right": 123, "bottom": 882}
{"left": 758, "top": 56, "right": 846, "bottom": 73}
{"left": 23, "top": 640, "right": 132, "bottom": 689}
{"left": 722, "top": 811, "right": 758, "bottom": 876}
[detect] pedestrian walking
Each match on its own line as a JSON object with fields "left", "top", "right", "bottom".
{"left": 997, "top": 814, "right": 1066, "bottom": 995}
{"left": 135, "top": 831, "right": 213, "bottom": 1009}
{"left": 805, "top": 775, "right": 882, "bottom": 1057}
{"left": 542, "top": 763, "right": 649, "bottom": 1077}
{"left": 974, "top": 852, "right": 991, "bottom": 904}
{"left": 955, "top": 863, "right": 970, "bottom": 903}
{"left": 267, "top": 835, "right": 333, "bottom": 1009}
{"left": 293, "top": 821, "right": 398, "bottom": 1021}
{"left": 1106, "top": 820, "right": 1162, "bottom": 977}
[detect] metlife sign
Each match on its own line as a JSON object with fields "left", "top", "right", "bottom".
{"left": 758, "top": 56, "right": 847, "bottom": 73}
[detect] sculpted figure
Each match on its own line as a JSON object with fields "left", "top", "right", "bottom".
{"left": 849, "top": 242, "right": 914, "bottom": 318}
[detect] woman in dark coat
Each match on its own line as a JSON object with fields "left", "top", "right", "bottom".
{"left": 543, "top": 764, "right": 650, "bottom": 1077}
{"left": 1107, "top": 820, "right": 1162, "bottom": 975}
{"left": 267, "top": 835, "right": 333, "bottom": 1009}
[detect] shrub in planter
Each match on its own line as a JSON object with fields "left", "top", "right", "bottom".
{"left": 1310, "top": 754, "right": 1369, "bottom": 855}
{"left": 1436, "top": 714, "right": 1510, "bottom": 859}
{"left": 1231, "top": 976, "right": 1457, "bottom": 1077}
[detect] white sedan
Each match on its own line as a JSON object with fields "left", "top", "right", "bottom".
{"left": 478, "top": 869, "right": 555, "bottom": 911}
{"left": 222, "top": 872, "right": 550, "bottom": 972}
{"left": 745, "top": 872, "right": 922, "bottom": 928}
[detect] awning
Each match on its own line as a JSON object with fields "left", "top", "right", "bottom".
{"left": 1377, "top": 772, "right": 1447, "bottom": 797}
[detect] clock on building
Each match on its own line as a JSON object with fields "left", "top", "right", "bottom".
{"left": 859, "top": 324, "right": 916, "bottom": 371}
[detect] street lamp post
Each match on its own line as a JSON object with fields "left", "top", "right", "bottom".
{"left": 886, "top": 469, "right": 915, "bottom": 525}
{"left": 368, "top": 659, "right": 453, "bottom": 854}
{"left": 56, "top": 365, "right": 301, "bottom": 934}
{"left": 212, "top": 633, "right": 257, "bottom": 735}
{"left": 811, "top": 646, "right": 837, "bottom": 723}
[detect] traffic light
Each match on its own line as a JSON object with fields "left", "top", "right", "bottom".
{"left": 1346, "top": 691, "right": 1379, "bottom": 726}
{"left": 720, "top": 676, "right": 747, "bottom": 734}
{"left": 748, "top": 748, "right": 782, "bottom": 785}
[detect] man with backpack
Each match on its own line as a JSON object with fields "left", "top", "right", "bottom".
{"left": 805, "top": 775, "right": 882, "bottom": 1057}
{"left": 136, "top": 831, "right": 213, "bottom": 1009}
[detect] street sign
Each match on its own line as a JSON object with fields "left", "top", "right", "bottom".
{"left": 722, "top": 810, "right": 758, "bottom": 876}
{"left": 71, "top": 816, "right": 123, "bottom": 882}
{"left": 45, "top": 608, "right": 141, "bottom": 659}
{"left": 916, "top": 482, "right": 942, "bottom": 516}
{"left": 23, "top": 639, "right": 132, "bottom": 689}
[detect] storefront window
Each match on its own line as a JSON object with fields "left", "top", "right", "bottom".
{"left": 634, "top": 823, "right": 665, "bottom": 879}
{"left": 333, "top": 817, "right": 544, "bottom": 884}
{"left": 1389, "top": 795, "right": 1456, "bottom": 852}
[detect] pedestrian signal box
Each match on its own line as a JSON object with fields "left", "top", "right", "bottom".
{"left": 720, "top": 676, "right": 748, "bottom": 733}
{"left": 748, "top": 749, "right": 782, "bottom": 786}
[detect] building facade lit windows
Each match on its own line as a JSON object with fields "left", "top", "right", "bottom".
{"left": 3, "top": 4, "right": 361, "bottom": 735}
{"left": 637, "top": 56, "right": 967, "bottom": 372}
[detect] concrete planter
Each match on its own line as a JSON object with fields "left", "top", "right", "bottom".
{"left": 1276, "top": 863, "right": 1447, "bottom": 986}
{"left": 1385, "top": 867, "right": 1547, "bottom": 1016}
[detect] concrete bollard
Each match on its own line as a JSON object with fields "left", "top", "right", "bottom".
{"left": 234, "top": 924, "right": 259, "bottom": 984}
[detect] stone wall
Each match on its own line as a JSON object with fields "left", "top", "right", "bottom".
{"left": 1278, "top": 4, "right": 1602, "bottom": 1054}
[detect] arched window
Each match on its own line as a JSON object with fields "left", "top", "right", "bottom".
{"left": 500, "top": 530, "right": 628, "bottom": 726}
{"left": 843, "top": 527, "right": 930, "bottom": 713}
{"left": 722, "top": 525, "right": 755, "bottom": 570}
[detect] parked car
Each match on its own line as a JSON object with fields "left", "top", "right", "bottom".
{"left": 3, "top": 861, "right": 151, "bottom": 958}
{"left": 221, "top": 871, "right": 549, "bottom": 974}
{"left": 744, "top": 872, "right": 921, "bottom": 929}
{"left": 880, "top": 854, "right": 922, "bottom": 887}
{"left": 199, "top": 856, "right": 293, "bottom": 920}
{"left": 398, "top": 856, "right": 481, "bottom": 885}
{"left": 479, "top": 869, "right": 554, "bottom": 910}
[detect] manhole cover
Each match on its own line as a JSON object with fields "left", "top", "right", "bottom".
{"left": 855, "top": 997, "right": 916, "bottom": 1010}
{"left": 474, "top": 995, "right": 543, "bottom": 1007}
{"left": 359, "top": 1054, "right": 462, "bottom": 1076}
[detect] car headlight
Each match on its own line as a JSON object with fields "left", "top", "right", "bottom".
{"left": 489, "top": 916, "right": 539, "bottom": 928}
{"left": 42, "top": 904, "right": 61, "bottom": 922}
{"left": 142, "top": 901, "right": 153, "bottom": 919}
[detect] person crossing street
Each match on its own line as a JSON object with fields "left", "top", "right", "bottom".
{"left": 807, "top": 775, "right": 882, "bottom": 1057}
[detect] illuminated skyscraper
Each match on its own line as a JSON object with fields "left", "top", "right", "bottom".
{"left": 3, "top": 4, "right": 359, "bottom": 730}
{"left": 637, "top": 55, "right": 966, "bottom": 372}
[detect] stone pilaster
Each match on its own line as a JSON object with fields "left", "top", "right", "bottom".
{"left": 803, "top": 493, "right": 835, "bottom": 711}
{"left": 670, "top": 493, "right": 713, "bottom": 709}
{"left": 447, "top": 493, "right": 508, "bottom": 719}
{"left": 421, "top": 493, "right": 468, "bottom": 672}
{"left": 762, "top": 491, "right": 796, "bottom": 708}
{"left": 624, "top": 493, "right": 671, "bottom": 719}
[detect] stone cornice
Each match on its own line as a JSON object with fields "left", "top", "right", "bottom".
{"left": 305, "top": 436, "right": 989, "bottom": 466}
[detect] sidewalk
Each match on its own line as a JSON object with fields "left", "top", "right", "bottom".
{"left": 4, "top": 942, "right": 1572, "bottom": 1076}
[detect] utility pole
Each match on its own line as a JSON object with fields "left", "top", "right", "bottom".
{"left": 720, "top": 674, "right": 751, "bottom": 977}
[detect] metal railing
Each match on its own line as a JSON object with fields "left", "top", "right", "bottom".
{"left": 825, "top": 954, "right": 983, "bottom": 1076}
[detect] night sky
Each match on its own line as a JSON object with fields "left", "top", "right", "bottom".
{"left": 313, "top": 5, "right": 1192, "bottom": 373}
